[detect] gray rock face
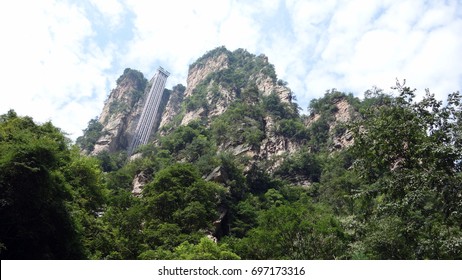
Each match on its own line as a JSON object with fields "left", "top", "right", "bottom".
{"left": 90, "top": 70, "right": 175, "bottom": 155}
{"left": 91, "top": 70, "right": 147, "bottom": 155}
{"left": 329, "top": 99, "right": 355, "bottom": 151}
{"left": 153, "top": 49, "right": 299, "bottom": 172}
{"left": 184, "top": 53, "right": 229, "bottom": 99}
{"left": 158, "top": 49, "right": 293, "bottom": 131}
{"left": 132, "top": 170, "right": 150, "bottom": 196}
{"left": 259, "top": 115, "right": 300, "bottom": 171}
{"left": 158, "top": 85, "right": 185, "bottom": 134}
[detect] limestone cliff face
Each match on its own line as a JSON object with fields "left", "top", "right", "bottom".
{"left": 329, "top": 99, "right": 355, "bottom": 151}
{"left": 158, "top": 48, "right": 293, "bottom": 129}
{"left": 83, "top": 49, "right": 356, "bottom": 174}
{"left": 259, "top": 115, "right": 300, "bottom": 169}
{"left": 91, "top": 69, "right": 148, "bottom": 155}
{"left": 76, "top": 48, "right": 359, "bottom": 198}
{"left": 254, "top": 72, "right": 292, "bottom": 103}
{"left": 184, "top": 52, "right": 229, "bottom": 99}
{"left": 158, "top": 84, "right": 185, "bottom": 135}
{"left": 304, "top": 97, "right": 356, "bottom": 152}
{"left": 86, "top": 68, "right": 179, "bottom": 155}
{"left": 180, "top": 53, "right": 233, "bottom": 126}
{"left": 155, "top": 48, "right": 300, "bottom": 172}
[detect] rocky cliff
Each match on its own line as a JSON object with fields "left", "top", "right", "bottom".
{"left": 304, "top": 93, "right": 356, "bottom": 152}
{"left": 156, "top": 47, "right": 300, "bottom": 167}
{"left": 84, "top": 69, "right": 173, "bottom": 155}
{"left": 89, "top": 69, "right": 147, "bottom": 155}
{"left": 81, "top": 48, "right": 303, "bottom": 158}
{"left": 78, "top": 47, "right": 357, "bottom": 193}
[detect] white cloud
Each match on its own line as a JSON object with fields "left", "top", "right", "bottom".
{"left": 0, "top": 0, "right": 113, "bottom": 139}
{"left": 286, "top": 0, "right": 462, "bottom": 107}
{"left": 89, "top": 0, "right": 125, "bottom": 29}
{"left": 122, "top": 0, "right": 283, "bottom": 91}
{"left": 1, "top": 0, "right": 461, "bottom": 141}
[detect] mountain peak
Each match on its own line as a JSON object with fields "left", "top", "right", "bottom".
{"left": 77, "top": 48, "right": 310, "bottom": 161}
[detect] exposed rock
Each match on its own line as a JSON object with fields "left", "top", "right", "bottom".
{"left": 90, "top": 69, "right": 173, "bottom": 155}
{"left": 181, "top": 83, "right": 239, "bottom": 127}
{"left": 331, "top": 129, "right": 354, "bottom": 151}
{"left": 184, "top": 53, "right": 228, "bottom": 98}
{"left": 131, "top": 170, "right": 150, "bottom": 196}
{"left": 159, "top": 53, "right": 231, "bottom": 128}
{"left": 206, "top": 86, "right": 237, "bottom": 119}
{"left": 90, "top": 69, "right": 148, "bottom": 155}
{"left": 216, "top": 114, "right": 301, "bottom": 172}
{"left": 158, "top": 85, "right": 185, "bottom": 134}
{"left": 205, "top": 166, "right": 228, "bottom": 183}
{"left": 129, "top": 152, "right": 143, "bottom": 162}
{"left": 77, "top": 48, "right": 364, "bottom": 223}
{"left": 231, "top": 144, "right": 255, "bottom": 157}
{"left": 174, "top": 50, "right": 296, "bottom": 170}
{"left": 330, "top": 99, "right": 355, "bottom": 151}
{"left": 254, "top": 73, "right": 292, "bottom": 103}
{"left": 258, "top": 115, "right": 300, "bottom": 170}
{"left": 303, "top": 97, "right": 356, "bottom": 152}
{"left": 158, "top": 48, "right": 292, "bottom": 131}
{"left": 332, "top": 99, "right": 352, "bottom": 125}
{"left": 304, "top": 113, "right": 321, "bottom": 127}
{"left": 181, "top": 107, "right": 206, "bottom": 126}
{"left": 298, "top": 179, "right": 312, "bottom": 188}
{"left": 206, "top": 234, "right": 218, "bottom": 243}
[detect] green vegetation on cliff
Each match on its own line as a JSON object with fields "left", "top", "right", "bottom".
{"left": 1, "top": 47, "right": 461, "bottom": 260}
{"left": 2, "top": 80, "right": 460, "bottom": 259}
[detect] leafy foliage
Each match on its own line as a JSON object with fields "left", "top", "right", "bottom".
{"left": 350, "top": 81, "right": 462, "bottom": 259}
{"left": 139, "top": 237, "right": 240, "bottom": 260}
{"left": 0, "top": 111, "right": 85, "bottom": 259}
{"left": 275, "top": 149, "right": 322, "bottom": 183}
{"left": 211, "top": 100, "right": 265, "bottom": 148}
{"left": 235, "top": 196, "right": 347, "bottom": 259}
{"left": 143, "top": 163, "right": 226, "bottom": 233}
{"left": 116, "top": 68, "right": 148, "bottom": 90}
{"left": 2, "top": 64, "right": 461, "bottom": 261}
{"left": 75, "top": 118, "right": 104, "bottom": 152}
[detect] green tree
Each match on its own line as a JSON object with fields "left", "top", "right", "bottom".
{"left": 275, "top": 149, "right": 322, "bottom": 183}
{"left": 139, "top": 237, "right": 240, "bottom": 260}
{"left": 76, "top": 118, "right": 104, "bottom": 152}
{"left": 0, "top": 110, "right": 84, "bottom": 259}
{"left": 143, "top": 164, "right": 226, "bottom": 233}
{"left": 236, "top": 200, "right": 347, "bottom": 259}
{"left": 351, "top": 81, "right": 462, "bottom": 259}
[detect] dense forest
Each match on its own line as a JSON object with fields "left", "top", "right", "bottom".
{"left": 1, "top": 48, "right": 461, "bottom": 260}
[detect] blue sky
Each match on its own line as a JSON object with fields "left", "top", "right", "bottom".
{"left": 1, "top": 0, "right": 461, "bottom": 140}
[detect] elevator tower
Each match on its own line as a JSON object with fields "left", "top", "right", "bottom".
{"left": 128, "top": 67, "right": 169, "bottom": 156}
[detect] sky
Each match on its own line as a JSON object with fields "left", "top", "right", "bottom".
{"left": 1, "top": 0, "right": 461, "bottom": 140}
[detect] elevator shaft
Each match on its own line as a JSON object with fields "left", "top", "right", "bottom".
{"left": 128, "top": 67, "right": 169, "bottom": 156}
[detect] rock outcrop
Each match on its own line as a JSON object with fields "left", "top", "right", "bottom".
{"left": 158, "top": 84, "right": 185, "bottom": 134}
{"left": 131, "top": 170, "right": 150, "bottom": 196}
{"left": 303, "top": 96, "right": 356, "bottom": 152}
{"left": 154, "top": 48, "right": 299, "bottom": 170}
{"left": 259, "top": 115, "right": 300, "bottom": 170}
{"left": 158, "top": 48, "right": 291, "bottom": 129}
{"left": 184, "top": 52, "right": 229, "bottom": 99}
{"left": 82, "top": 48, "right": 358, "bottom": 191}
{"left": 254, "top": 72, "right": 292, "bottom": 103}
{"left": 89, "top": 69, "right": 175, "bottom": 155}
{"left": 330, "top": 99, "right": 355, "bottom": 151}
{"left": 91, "top": 69, "right": 147, "bottom": 155}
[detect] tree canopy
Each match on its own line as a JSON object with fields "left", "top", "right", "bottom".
{"left": 1, "top": 78, "right": 461, "bottom": 260}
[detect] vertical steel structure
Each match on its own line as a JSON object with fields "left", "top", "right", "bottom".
{"left": 128, "top": 67, "right": 170, "bottom": 156}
